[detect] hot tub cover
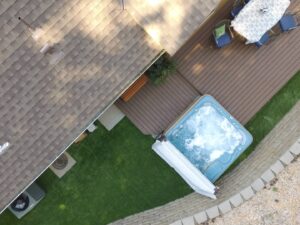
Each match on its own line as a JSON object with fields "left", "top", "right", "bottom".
{"left": 152, "top": 140, "right": 217, "bottom": 199}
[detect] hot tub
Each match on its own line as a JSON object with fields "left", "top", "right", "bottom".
{"left": 152, "top": 95, "right": 253, "bottom": 198}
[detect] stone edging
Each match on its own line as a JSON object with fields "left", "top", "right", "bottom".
{"left": 171, "top": 139, "right": 300, "bottom": 225}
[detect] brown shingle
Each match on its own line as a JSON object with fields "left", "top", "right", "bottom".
{"left": 0, "top": 0, "right": 162, "bottom": 212}
{"left": 126, "top": 0, "right": 221, "bottom": 55}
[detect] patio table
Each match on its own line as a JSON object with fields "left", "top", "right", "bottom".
{"left": 231, "top": 0, "right": 290, "bottom": 43}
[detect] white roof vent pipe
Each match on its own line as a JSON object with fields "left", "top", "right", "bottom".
{"left": 0, "top": 142, "right": 10, "bottom": 155}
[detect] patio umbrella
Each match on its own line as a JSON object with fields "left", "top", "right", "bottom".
{"left": 231, "top": 0, "right": 290, "bottom": 43}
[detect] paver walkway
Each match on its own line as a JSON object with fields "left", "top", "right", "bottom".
{"left": 109, "top": 100, "right": 300, "bottom": 225}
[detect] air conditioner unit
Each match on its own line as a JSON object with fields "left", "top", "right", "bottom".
{"left": 8, "top": 182, "right": 45, "bottom": 219}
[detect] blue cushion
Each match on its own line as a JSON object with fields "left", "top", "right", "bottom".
{"left": 231, "top": 5, "right": 243, "bottom": 17}
{"left": 215, "top": 33, "right": 232, "bottom": 48}
{"left": 255, "top": 32, "right": 269, "bottom": 47}
{"left": 280, "top": 15, "right": 297, "bottom": 32}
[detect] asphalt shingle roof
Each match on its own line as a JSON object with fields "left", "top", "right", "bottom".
{"left": 0, "top": 0, "right": 161, "bottom": 212}
{"left": 0, "top": 0, "right": 220, "bottom": 212}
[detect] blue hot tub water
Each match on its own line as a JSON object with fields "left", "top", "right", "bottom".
{"left": 165, "top": 95, "right": 253, "bottom": 182}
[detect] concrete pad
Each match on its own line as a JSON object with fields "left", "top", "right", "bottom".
{"left": 270, "top": 160, "right": 285, "bottom": 175}
{"left": 206, "top": 206, "right": 220, "bottom": 219}
{"left": 251, "top": 178, "right": 265, "bottom": 192}
{"left": 194, "top": 211, "right": 208, "bottom": 224}
{"left": 218, "top": 200, "right": 232, "bottom": 214}
{"left": 279, "top": 151, "right": 294, "bottom": 165}
{"left": 229, "top": 193, "right": 244, "bottom": 207}
{"left": 98, "top": 104, "right": 125, "bottom": 131}
{"left": 261, "top": 169, "right": 275, "bottom": 183}
{"left": 240, "top": 186, "right": 255, "bottom": 200}
{"left": 170, "top": 220, "right": 182, "bottom": 225}
{"left": 49, "top": 152, "right": 76, "bottom": 178}
{"left": 87, "top": 123, "right": 97, "bottom": 132}
{"left": 182, "top": 216, "right": 195, "bottom": 225}
{"left": 289, "top": 142, "right": 300, "bottom": 156}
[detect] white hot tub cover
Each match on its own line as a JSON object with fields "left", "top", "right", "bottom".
{"left": 152, "top": 140, "right": 217, "bottom": 199}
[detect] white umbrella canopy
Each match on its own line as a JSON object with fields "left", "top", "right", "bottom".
{"left": 231, "top": 0, "right": 291, "bottom": 43}
{"left": 152, "top": 140, "right": 217, "bottom": 199}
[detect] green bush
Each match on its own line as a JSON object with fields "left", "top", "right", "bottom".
{"left": 146, "top": 53, "right": 176, "bottom": 85}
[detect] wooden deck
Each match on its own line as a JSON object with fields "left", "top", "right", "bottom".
{"left": 116, "top": 72, "right": 199, "bottom": 134}
{"left": 117, "top": 0, "right": 300, "bottom": 135}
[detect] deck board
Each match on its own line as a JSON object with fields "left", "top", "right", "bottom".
{"left": 117, "top": 0, "right": 300, "bottom": 135}
{"left": 174, "top": 0, "right": 300, "bottom": 124}
{"left": 116, "top": 72, "right": 200, "bottom": 134}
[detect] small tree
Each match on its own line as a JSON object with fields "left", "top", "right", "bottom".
{"left": 147, "top": 53, "right": 176, "bottom": 85}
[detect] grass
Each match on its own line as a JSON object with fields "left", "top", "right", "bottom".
{"left": 0, "top": 71, "right": 299, "bottom": 225}
{"left": 0, "top": 119, "right": 191, "bottom": 225}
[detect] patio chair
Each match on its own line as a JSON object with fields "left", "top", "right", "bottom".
{"left": 231, "top": 0, "right": 245, "bottom": 18}
{"left": 254, "top": 28, "right": 280, "bottom": 48}
{"left": 279, "top": 13, "right": 300, "bottom": 32}
{"left": 254, "top": 32, "right": 270, "bottom": 48}
{"left": 213, "top": 20, "right": 234, "bottom": 48}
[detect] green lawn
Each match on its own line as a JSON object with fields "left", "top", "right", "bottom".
{"left": 0, "top": 119, "right": 191, "bottom": 225}
{"left": 1, "top": 71, "right": 299, "bottom": 225}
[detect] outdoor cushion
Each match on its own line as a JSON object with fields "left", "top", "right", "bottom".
{"left": 231, "top": 5, "right": 243, "bottom": 18}
{"left": 215, "top": 33, "right": 231, "bottom": 48}
{"left": 255, "top": 32, "right": 270, "bottom": 48}
{"left": 214, "top": 24, "right": 226, "bottom": 38}
{"left": 279, "top": 14, "right": 297, "bottom": 32}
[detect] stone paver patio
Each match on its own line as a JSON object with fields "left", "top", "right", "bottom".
{"left": 109, "top": 101, "right": 300, "bottom": 225}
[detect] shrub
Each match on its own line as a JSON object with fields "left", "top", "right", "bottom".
{"left": 146, "top": 53, "right": 176, "bottom": 85}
